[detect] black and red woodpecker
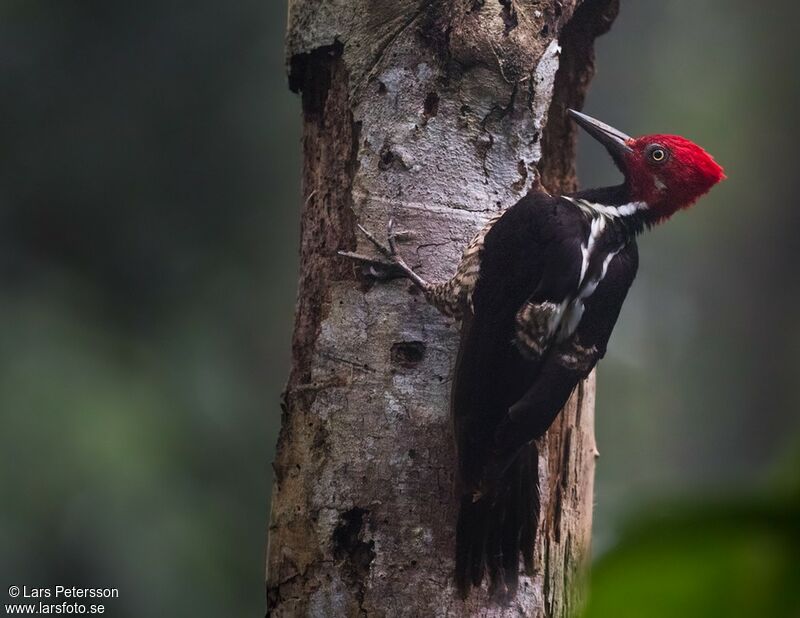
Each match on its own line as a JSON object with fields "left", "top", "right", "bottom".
{"left": 344, "top": 110, "right": 725, "bottom": 597}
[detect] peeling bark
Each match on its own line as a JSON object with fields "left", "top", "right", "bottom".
{"left": 268, "top": 1, "right": 619, "bottom": 616}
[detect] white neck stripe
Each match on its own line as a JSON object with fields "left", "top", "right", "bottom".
{"left": 565, "top": 197, "right": 648, "bottom": 218}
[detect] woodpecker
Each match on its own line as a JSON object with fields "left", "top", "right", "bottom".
{"left": 343, "top": 109, "right": 724, "bottom": 598}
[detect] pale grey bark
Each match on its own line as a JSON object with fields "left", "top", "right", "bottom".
{"left": 268, "top": 1, "right": 618, "bottom": 615}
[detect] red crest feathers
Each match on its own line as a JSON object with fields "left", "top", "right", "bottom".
{"left": 625, "top": 134, "right": 725, "bottom": 221}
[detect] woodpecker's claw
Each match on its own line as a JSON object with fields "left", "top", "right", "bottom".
{"left": 343, "top": 221, "right": 430, "bottom": 291}
{"left": 337, "top": 251, "right": 397, "bottom": 270}
{"left": 357, "top": 223, "right": 396, "bottom": 259}
{"left": 387, "top": 218, "right": 398, "bottom": 255}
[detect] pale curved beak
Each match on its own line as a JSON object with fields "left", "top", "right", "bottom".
{"left": 568, "top": 109, "right": 633, "bottom": 155}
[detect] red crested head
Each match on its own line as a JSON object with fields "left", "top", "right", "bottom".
{"left": 568, "top": 110, "right": 725, "bottom": 223}
{"left": 624, "top": 134, "right": 725, "bottom": 221}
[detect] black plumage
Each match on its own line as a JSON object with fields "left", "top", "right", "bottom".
{"left": 451, "top": 186, "right": 639, "bottom": 597}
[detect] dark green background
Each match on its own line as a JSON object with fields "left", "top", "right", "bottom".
{"left": 1, "top": 1, "right": 797, "bottom": 616}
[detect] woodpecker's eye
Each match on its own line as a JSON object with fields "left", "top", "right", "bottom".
{"left": 647, "top": 145, "right": 669, "bottom": 163}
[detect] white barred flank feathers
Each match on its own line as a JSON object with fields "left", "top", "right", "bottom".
{"left": 555, "top": 339, "right": 599, "bottom": 373}
{"left": 514, "top": 300, "right": 562, "bottom": 359}
{"left": 425, "top": 212, "right": 502, "bottom": 319}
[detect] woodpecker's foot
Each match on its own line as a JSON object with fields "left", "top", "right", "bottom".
{"left": 337, "top": 251, "right": 409, "bottom": 281}
{"left": 339, "top": 219, "right": 430, "bottom": 290}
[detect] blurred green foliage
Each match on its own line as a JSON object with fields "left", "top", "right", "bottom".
{"left": 0, "top": 0, "right": 798, "bottom": 616}
{"left": 585, "top": 490, "right": 800, "bottom": 618}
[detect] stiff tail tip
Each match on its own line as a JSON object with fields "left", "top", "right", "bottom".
{"left": 453, "top": 445, "right": 540, "bottom": 600}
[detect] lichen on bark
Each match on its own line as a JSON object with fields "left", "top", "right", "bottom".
{"left": 268, "top": 1, "right": 619, "bottom": 616}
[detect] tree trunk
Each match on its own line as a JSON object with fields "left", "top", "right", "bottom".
{"left": 267, "top": 1, "right": 618, "bottom": 615}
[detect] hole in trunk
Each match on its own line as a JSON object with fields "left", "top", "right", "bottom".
{"left": 391, "top": 341, "right": 426, "bottom": 367}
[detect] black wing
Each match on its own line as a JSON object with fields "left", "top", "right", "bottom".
{"left": 494, "top": 239, "right": 639, "bottom": 454}
{"left": 452, "top": 195, "right": 585, "bottom": 492}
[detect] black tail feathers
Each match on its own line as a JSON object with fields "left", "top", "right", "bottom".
{"left": 454, "top": 443, "right": 540, "bottom": 599}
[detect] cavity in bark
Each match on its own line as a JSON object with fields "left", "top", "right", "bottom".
{"left": 391, "top": 341, "right": 426, "bottom": 367}
{"left": 511, "top": 159, "right": 529, "bottom": 192}
{"left": 332, "top": 508, "right": 376, "bottom": 588}
{"left": 288, "top": 41, "right": 344, "bottom": 115}
{"left": 499, "top": 0, "right": 519, "bottom": 34}
{"left": 423, "top": 91, "right": 440, "bottom": 119}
